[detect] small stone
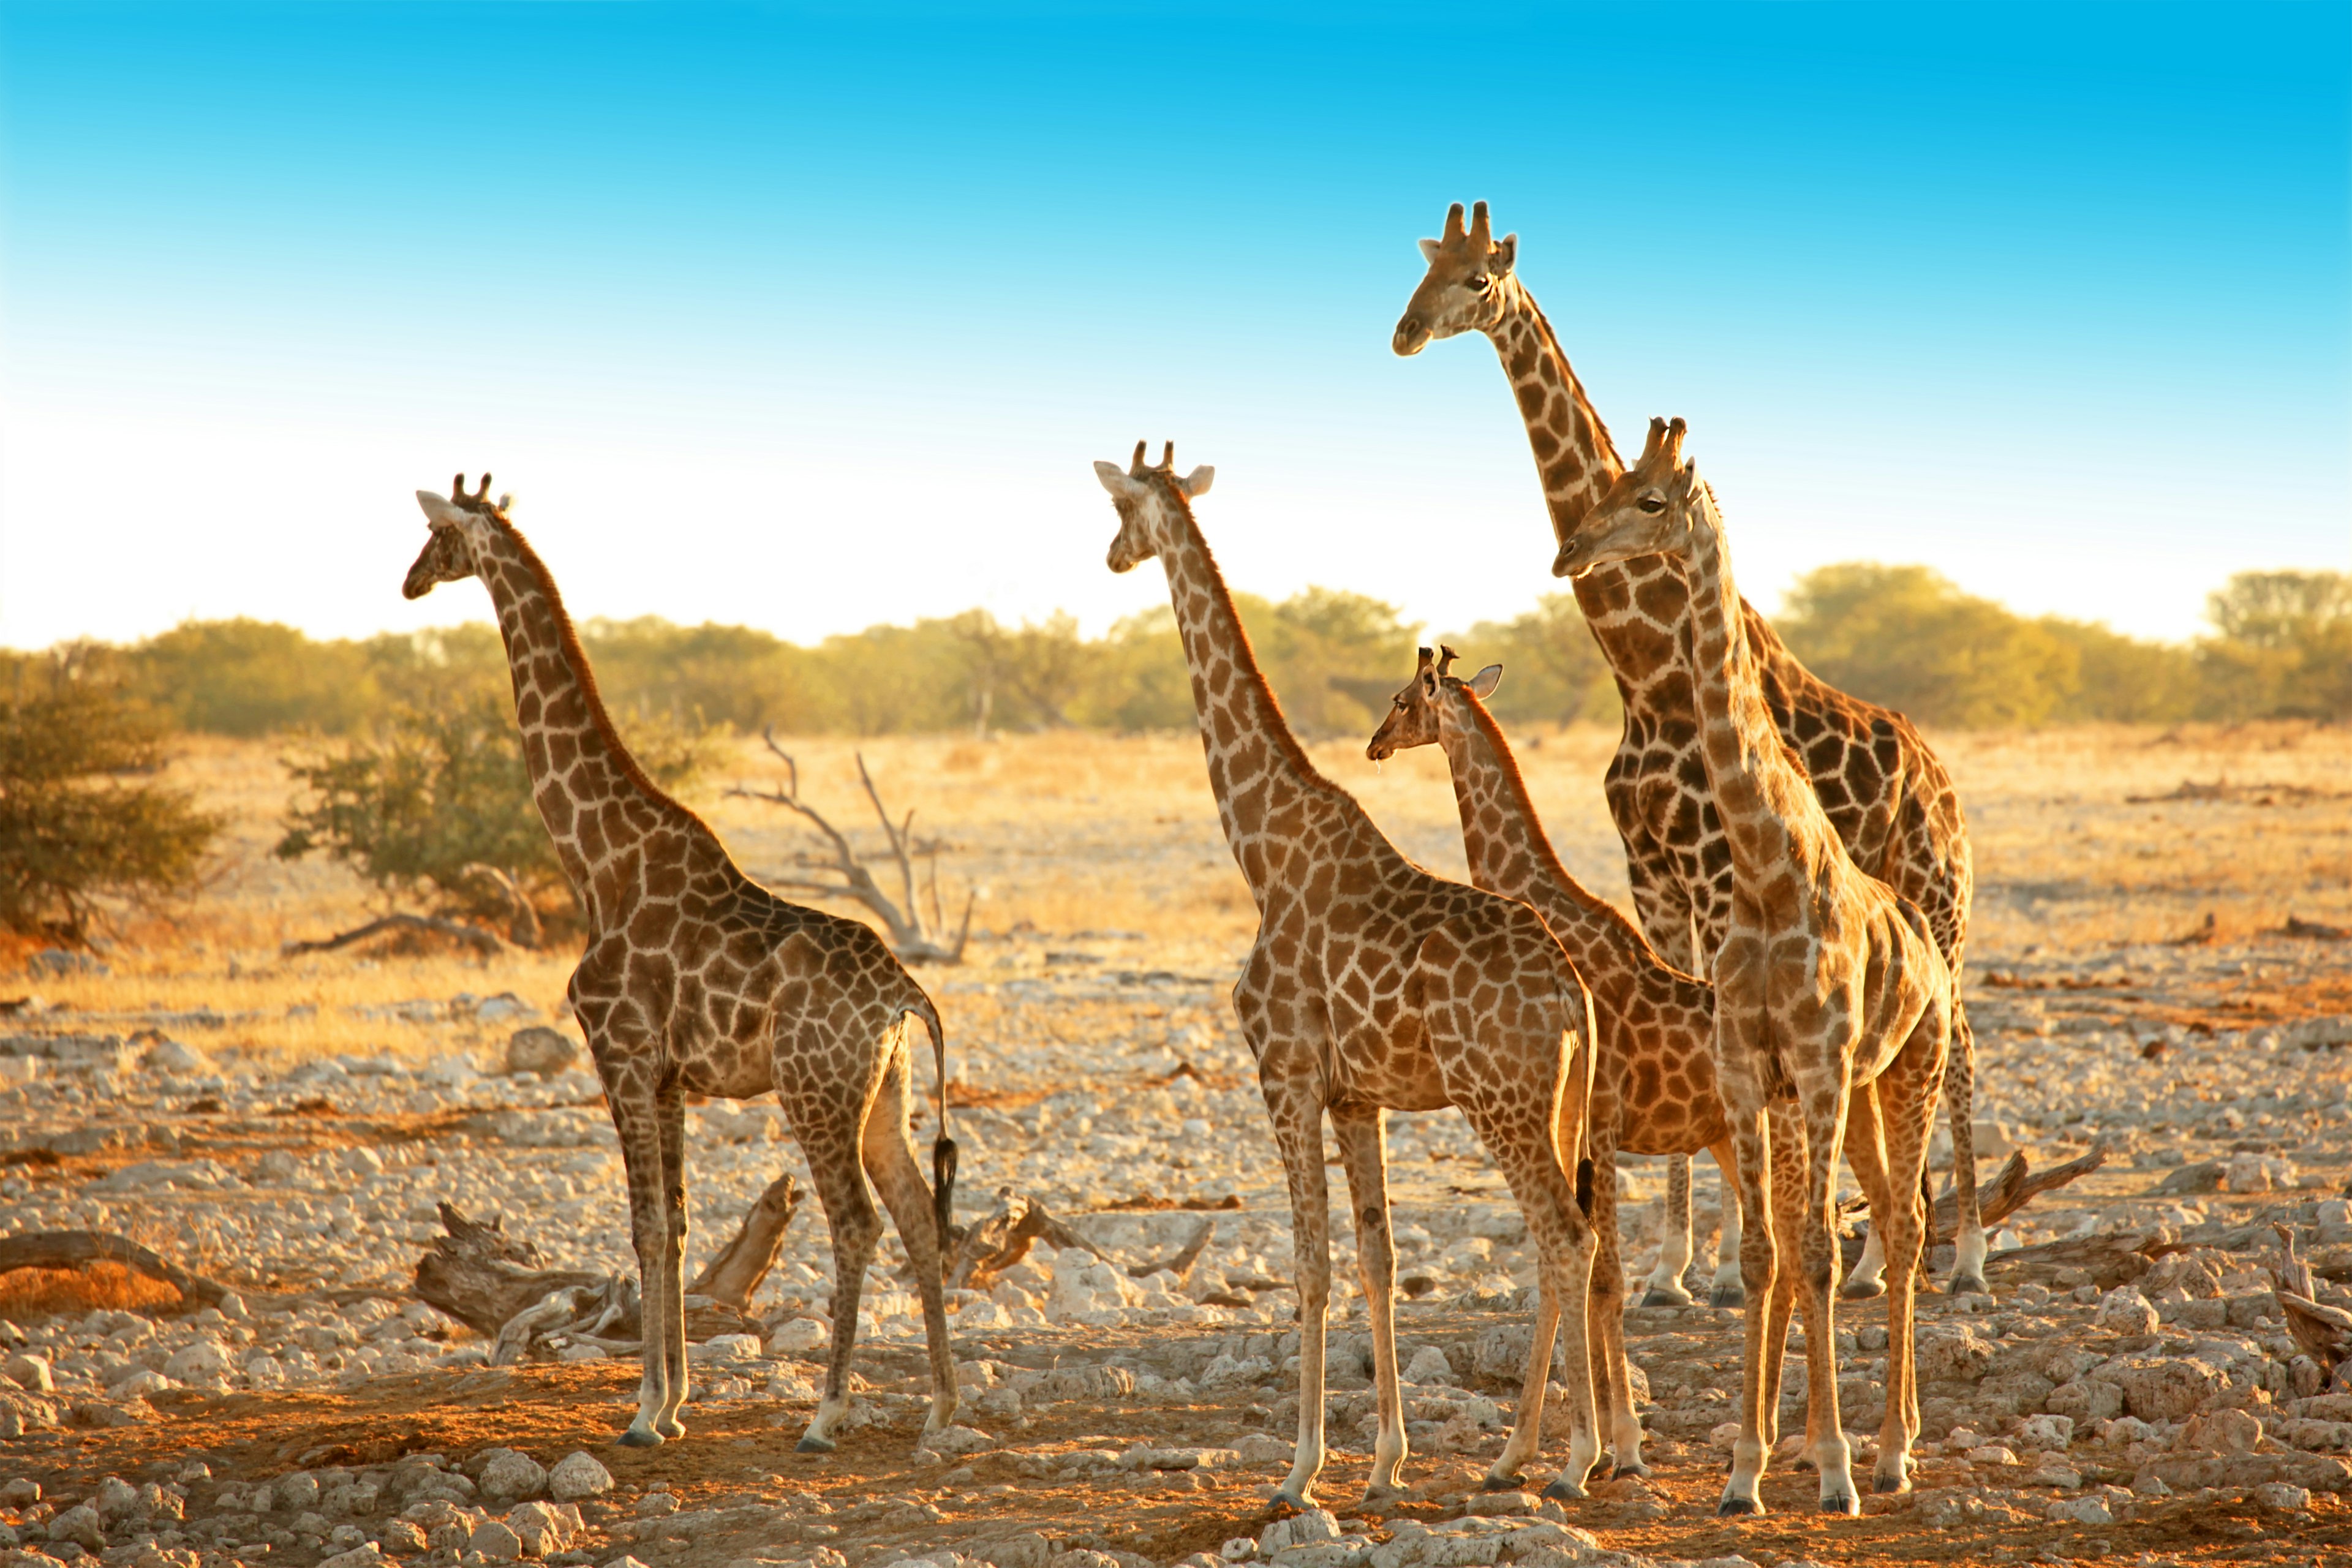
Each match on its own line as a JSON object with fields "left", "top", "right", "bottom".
{"left": 2253, "top": 1481, "right": 2312, "bottom": 1510}
{"left": 469, "top": 1520, "right": 524, "bottom": 1561}
{"left": 2046, "top": 1496, "right": 2113, "bottom": 1526}
{"left": 4, "top": 1353, "right": 56, "bottom": 1393}
{"left": 766, "top": 1319, "right": 827, "bottom": 1355}
{"left": 475, "top": 1450, "right": 548, "bottom": 1504}
{"left": 47, "top": 1506, "right": 104, "bottom": 1553}
{"left": 2195, "top": 1408, "right": 2263, "bottom": 1454}
{"left": 317, "top": 1546, "right": 383, "bottom": 1568}
{"left": 163, "top": 1340, "right": 235, "bottom": 1383}
{"left": 505, "top": 1028, "right": 580, "bottom": 1077}
{"left": 633, "top": 1493, "right": 679, "bottom": 1518}
{"left": 1, "top": 1479, "right": 42, "bottom": 1507}
{"left": 505, "top": 1501, "right": 577, "bottom": 1557}
{"left": 545, "top": 1453, "right": 612, "bottom": 1504}
{"left": 2094, "top": 1286, "right": 2159, "bottom": 1336}
{"left": 1402, "top": 1346, "right": 1453, "bottom": 1385}
{"left": 921, "top": 1425, "right": 995, "bottom": 1458}
{"left": 1465, "top": 1491, "right": 1540, "bottom": 1516}
{"left": 1257, "top": 1510, "right": 1339, "bottom": 1555}
{"left": 379, "top": 1521, "right": 429, "bottom": 1553}
{"left": 2016, "top": 1413, "right": 2075, "bottom": 1450}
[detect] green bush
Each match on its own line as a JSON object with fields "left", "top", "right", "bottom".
{"left": 0, "top": 657, "right": 221, "bottom": 939}
{"left": 1442, "top": 592, "right": 1622, "bottom": 729}
{"left": 2196, "top": 570, "right": 2352, "bottom": 720}
{"left": 275, "top": 692, "right": 717, "bottom": 934}
{"left": 1779, "top": 564, "right": 2081, "bottom": 729}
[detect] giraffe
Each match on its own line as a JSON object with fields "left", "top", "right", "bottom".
{"left": 1095, "top": 442, "right": 1602, "bottom": 1509}
{"left": 1392, "top": 200, "right": 1986, "bottom": 1301}
{"left": 1366, "top": 644, "right": 1743, "bottom": 1478}
{"left": 1561, "top": 419, "right": 1953, "bottom": 1514}
{"left": 401, "top": 475, "right": 959, "bottom": 1453}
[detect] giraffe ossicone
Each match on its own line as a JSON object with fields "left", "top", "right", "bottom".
{"left": 403, "top": 475, "right": 961, "bottom": 1456}
{"left": 1096, "top": 445, "right": 1604, "bottom": 1509}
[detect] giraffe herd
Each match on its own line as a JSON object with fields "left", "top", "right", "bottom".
{"left": 398, "top": 199, "right": 1994, "bottom": 1525}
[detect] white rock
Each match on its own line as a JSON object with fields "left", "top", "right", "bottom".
{"left": 473, "top": 1449, "right": 547, "bottom": 1504}
{"left": 545, "top": 1452, "right": 612, "bottom": 1503}
{"left": 163, "top": 1340, "right": 235, "bottom": 1382}
{"left": 2253, "top": 1481, "right": 2312, "bottom": 1510}
{"left": 2046, "top": 1496, "right": 2113, "bottom": 1526}
{"left": 4, "top": 1353, "right": 55, "bottom": 1393}
{"left": 2016, "top": 1413, "right": 2075, "bottom": 1450}
{"left": 2095, "top": 1286, "right": 2160, "bottom": 1335}
{"left": 505, "top": 1028, "right": 580, "bottom": 1076}
{"left": 1258, "top": 1509, "right": 1341, "bottom": 1555}
{"left": 1403, "top": 1346, "right": 1453, "bottom": 1385}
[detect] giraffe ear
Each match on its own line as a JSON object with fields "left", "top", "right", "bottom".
{"left": 1418, "top": 237, "right": 1443, "bottom": 263}
{"left": 1489, "top": 233, "right": 1518, "bottom": 276}
{"left": 416, "top": 489, "right": 465, "bottom": 527}
{"left": 1178, "top": 466, "right": 1215, "bottom": 499}
{"left": 1093, "top": 460, "right": 1131, "bottom": 495}
{"left": 1468, "top": 664, "right": 1503, "bottom": 699}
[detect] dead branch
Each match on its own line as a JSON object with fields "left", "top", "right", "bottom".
{"left": 728, "top": 729, "right": 973, "bottom": 963}
{"left": 282, "top": 913, "right": 504, "bottom": 959}
{"left": 1132, "top": 1218, "right": 1217, "bottom": 1283}
{"left": 2272, "top": 1223, "right": 2352, "bottom": 1374}
{"left": 946, "top": 1189, "right": 1107, "bottom": 1293}
{"left": 1837, "top": 1149, "right": 2104, "bottom": 1270}
{"left": 2284, "top": 914, "right": 2352, "bottom": 941}
{"left": 685, "top": 1175, "right": 800, "bottom": 1313}
{"left": 1986, "top": 1233, "right": 2158, "bottom": 1291}
{"left": 459, "top": 863, "right": 543, "bottom": 949}
{"left": 0, "top": 1230, "right": 235, "bottom": 1309}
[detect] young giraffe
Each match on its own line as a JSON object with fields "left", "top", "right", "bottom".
{"left": 1393, "top": 202, "right": 1985, "bottom": 1299}
{"left": 1562, "top": 420, "right": 1953, "bottom": 1515}
{"left": 1095, "top": 443, "right": 1603, "bottom": 1508}
{"left": 1366, "top": 645, "right": 1743, "bottom": 1479}
{"left": 401, "top": 475, "right": 959, "bottom": 1453}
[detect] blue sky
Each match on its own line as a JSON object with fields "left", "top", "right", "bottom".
{"left": 2, "top": 2, "right": 2345, "bottom": 652}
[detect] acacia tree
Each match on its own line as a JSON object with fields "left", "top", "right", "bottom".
{"left": 0, "top": 655, "right": 220, "bottom": 941}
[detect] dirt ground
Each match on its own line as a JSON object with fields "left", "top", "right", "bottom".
{"left": 3, "top": 722, "right": 2351, "bottom": 1568}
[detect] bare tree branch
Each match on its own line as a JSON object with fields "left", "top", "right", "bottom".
{"left": 726, "top": 729, "right": 971, "bottom": 963}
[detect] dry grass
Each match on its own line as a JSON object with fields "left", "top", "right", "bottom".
{"left": 0, "top": 1261, "right": 183, "bottom": 1317}
{"left": 18, "top": 721, "right": 2350, "bottom": 1065}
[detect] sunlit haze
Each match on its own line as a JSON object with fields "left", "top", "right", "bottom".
{"left": 4, "top": 4, "right": 2345, "bottom": 652}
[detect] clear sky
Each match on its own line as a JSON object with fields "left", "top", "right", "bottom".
{"left": 3, "top": 2, "right": 2345, "bottom": 652}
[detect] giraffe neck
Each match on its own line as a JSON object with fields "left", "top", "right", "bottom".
{"left": 1151, "top": 497, "right": 1348, "bottom": 891}
{"left": 1437, "top": 692, "right": 1667, "bottom": 1005}
{"left": 1483, "top": 281, "right": 1732, "bottom": 695}
{"left": 1676, "top": 489, "right": 1818, "bottom": 879}
{"left": 466, "top": 516, "right": 710, "bottom": 904}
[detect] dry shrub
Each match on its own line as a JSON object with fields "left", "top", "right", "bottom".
{"left": 0, "top": 1261, "right": 181, "bottom": 1317}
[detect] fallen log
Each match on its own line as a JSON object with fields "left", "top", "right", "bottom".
{"left": 0, "top": 1231, "right": 235, "bottom": 1308}
{"left": 282, "top": 913, "right": 505, "bottom": 959}
{"left": 413, "top": 1201, "right": 775, "bottom": 1362}
{"left": 1986, "top": 1232, "right": 2158, "bottom": 1291}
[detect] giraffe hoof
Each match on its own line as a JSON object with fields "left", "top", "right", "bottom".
{"left": 1874, "top": 1471, "right": 1910, "bottom": 1494}
{"left": 1476, "top": 1471, "right": 1526, "bottom": 1494}
{"left": 1539, "top": 1477, "right": 1587, "bottom": 1502}
{"left": 1708, "top": 1284, "right": 1746, "bottom": 1310}
{"left": 1840, "top": 1278, "right": 1887, "bottom": 1301}
{"left": 1639, "top": 1286, "right": 1694, "bottom": 1308}
{"left": 1716, "top": 1494, "right": 1763, "bottom": 1518}
{"left": 1819, "top": 1488, "right": 1860, "bottom": 1516}
{"left": 1610, "top": 1461, "right": 1652, "bottom": 1482}
{"left": 1267, "top": 1490, "right": 1313, "bottom": 1515}
{"left": 1948, "top": 1273, "right": 1990, "bottom": 1297}
{"left": 654, "top": 1420, "right": 685, "bottom": 1441}
{"left": 615, "top": 1428, "right": 662, "bottom": 1449}
{"left": 794, "top": 1433, "right": 837, "bottom": 1455}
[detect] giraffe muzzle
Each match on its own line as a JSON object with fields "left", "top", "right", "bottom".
{"left": 1393, "top": 316, "right": 1431, "bottom": 356}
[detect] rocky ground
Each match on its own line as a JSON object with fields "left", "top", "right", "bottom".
{"left": 2, "top": 725, "right": 2351, "bottom": 1568}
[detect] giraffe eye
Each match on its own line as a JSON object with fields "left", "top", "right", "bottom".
{"left": 1638, "top": 496, "right": 1667, "bottom": 514}
{"left": 1464, "top": 274, "right": 1490, "bottom": 292}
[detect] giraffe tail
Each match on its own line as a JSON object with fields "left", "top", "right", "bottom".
{"left": 906, "top": 994, "right": 959, "bottom": 1264}
{"left": 1556, "top": 972, "right": 1600, "bottom": 1223}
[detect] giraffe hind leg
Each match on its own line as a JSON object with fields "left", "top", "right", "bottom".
{"left": 1705, "top": 1140, "right": 1747, "bottom": 1309}
{"left": 1943, "top": 1003, "right": 1989, "bottom": 1295}
{"left": 605, "top": 1077, "right": 674, "bottom": 1448}
{"left": 1640, "top": 1155, "right": 1697, "bottom": 1306}
{"left": 860, "top": 1046, "right": 960, "bottom": 1444}
{"left": 785, "top": 1085, "right": 884, "bottom": 1455}
{"left": 651, "top": 1077, "right": 689, "bottom": 1440}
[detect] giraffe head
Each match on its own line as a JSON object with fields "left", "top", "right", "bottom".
{"left": 1365, "top": 646, "right": 1502, "bottom": 761}
{"left": 1392, "top": 201, "right": 1519, "bottom": 356}
{"left": 1093, "top": 440, "right": 1215, "bottom": 573}
{"left": 403, "top": 472, "right": 514, "bottom": 599}
{"left": 1552, "top": 418, "right": 1694, "bottom": 577}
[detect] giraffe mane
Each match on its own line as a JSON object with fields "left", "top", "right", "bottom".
{"left": 483, "top": 511, "right": 719, "bottom": 842}
{"left": 1452, "top": 684, "right": 1680, "bottom": 965}
{"left": 1152, "top": 476, "right": 1346, "bottom": 800}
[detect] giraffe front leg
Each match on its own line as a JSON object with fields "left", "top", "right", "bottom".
{"left": 1586, "top": 1139, "right": 1647, "bottom": 1478}
{"left": 652, "top": 1077, "right": 690, "bottom": 1441}
{"left": 1796, "top": 1081, "right": 1858, "bottom": 1515}
{"left": 1704, "top": 1141, "right": 1747, "bottom": 1308}
{"left": 1267, "top": 1090, "right": 1333, "bottom": 1512}
{"left": 603, "top": 1080, "right": 673, "bottom": 1449}
{"left": 1718, "top": 1101, "right": 1777, "bottom": 1515}
{"left": 1332, "top": 1106, "right": 1408, "bottom": 1502}
{"left": 1640, "top": 1156, "right": 1697, "bottom": 1307}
